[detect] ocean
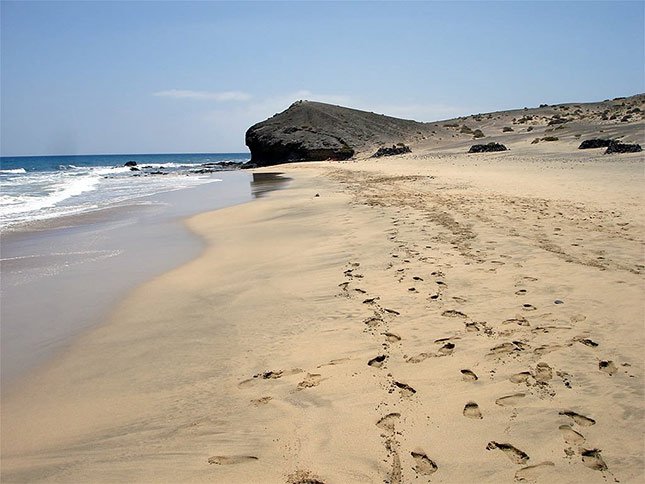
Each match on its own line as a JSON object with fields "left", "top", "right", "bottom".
{"left": 0, "top": 153, "right": 250, "bottom": 229}
{"left": 1, "top": 153, "right": 288, "bottom": 388}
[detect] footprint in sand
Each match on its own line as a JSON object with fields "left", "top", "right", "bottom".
{"left": 599, "top": 360, "right": 617, "bottom": 375}
{"left": 442, "top": 309, "right": 468, "bottom": 318}
{"left": 412, "top": 276, "right": 424, "bottom": 281}
{"left": 382, "top": 332, "right": 401, "bottom": 342}
{"left": 438, "top": 342, "right": 455, "bottom": 356}
{"left": 297, "top": 373, "right": 322, "bottom": 390}
{"left": 581, "top": 449, "right": 608, "bottom": 471}
{"left": 489, "top": 341, "right": 526, "bottom": 355}
{"left": 503, "top": 316, "right": 530, "bottom": 327}
{"left": 394, "top": 381, "right": 416, "bottom": 397}
{"left": 510, "top": 371, "right": 531, "bottom": 384}
{"left": 461, "top": 369, "right": 478, "bottom": 381}
{"left": 376, "top": 413, "right": 401, "bottom": 431}
{"left": 522, "top": 304, "right": 537, "bottom": 311}
{"left": 250, "top": 396, "right": 272, "bottom": 406}
{"left": 410, "top": 451, "right": 438, "bottom": 475}
{"left": 406, "top": 353, "right": 430, "bottom": 364}
{"left": 559, "top": 410, "right": 596, "bottom": 426}
{"left": 495, "top": 393, "right": 526, "bottom": 406}
{"left": 486, "top": 442, "right": 529, "bottom": 464}
{"left": 287, "top": 470, "right": 327, "bottom": 484}
{"left": 559, "top": 425, "right": 585, "bottom": 445}
{"left": 574, "top": 337, "right": 599, "bottom": 347}
{"left": 463, "top": 402, "right": 483, "bottom": 419}
{"left": 363, "top": 297, "right": 379, "bottom": 304}
{"left": 534, "top": 362, "right": 553, "bottom": 383}
{"left": 368, "top": 355, "right": 388, "bottom": 368}
{"left": 514, "top": 461, "right": 555, "bottom": 481}
{"left": 515, "top": 289, "right": 527, "bottom": 295}
{"left": 364, "top": 316, "right": 383, "bottom": 328}
{"left": 383, "top": 308, "right": 400, "bottom": 315}
{"left": 207, "top": 455, "right": 259, "bottom": 465}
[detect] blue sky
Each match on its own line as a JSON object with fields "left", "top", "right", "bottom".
{"left": 1, "top": 1, "right": 643, "bottom": 156}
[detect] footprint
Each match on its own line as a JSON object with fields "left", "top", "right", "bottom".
{"left": 510, "top": 371, "right": 531, "bottom": 384}
{"left": 495, "top": 393, "right": 526, "bottom": 406}
{"left": 382, "top": 332, "right": 401, "bottom": 342}
{"left": 438, "top": 342, "right": 455, "bottom": 355}
{"left": 354, "top": 288, "right": 367, "bottom": 294}
{"left": 463, "top": 402, "right": 483, "bottom": 419}
{"left": 515, "top": 289, "right": 527, "bottom": 295}
{"left": 384, "top": 308, "right": 400, "bottom": 316}
{"left": 581, "top": 449, "right": 608, "bottom": 471}
{"left": 534, "top": 362, "right": 553, "bottom": 383}
{"left": 410, "top": 451, "right": 438, "bottom": 475}
{"left": 412, "top": 276, "right": 424, "bottom": 281}
{"left": 559, "top": 410, "right": 596, "bottom": 426}
{"left": 599, "top": 360, "right": 617, "bottom": 375}
{"left": 575, "top": 337, "right": 599, "bottom": 347}
{"left": 363, "top": 297, "right": 379, "bottom": 304}
{"left": 394, "top": 381, "right": 416, "bottom": 397}
{"left": 514, "top": 461, "right": 555, "bottom": 481}
{"left": 338, "top": 282, "right": 350, "bottom": 290}
{"left": 461, "top": 369, "right": 478, "bottom": 381}
{"left": 442, "top": 309, "right": 468, "bottom": 318}
{"left": 376, "top": 412, "right": 401, "bottom": 431}
{"left": 368, "top": 355, "right": 387, "bottom": 368}
{"left": 489, "top": 341, "right": 525, "bottom": 355}
{"left": 250, "top": 396, "right": 272, "bottom": 406}
{"left": 297, "top": 373, "right": 322, "bottom": 390}
{"left": 486, "top": 442, "right": 530, "bottom": 464}
{"left": 287, "top": 470, "right": 326, "bottom": 484}
{"left": 207, "top": 455, "right": 259, "bottom": 465}
{"left": 559, "top": 425, "right": 585, "bottom": 445}
{"left": 503, "top": 316, "right": 530, "bottom": 327}
{"left": 364, "top": 316, "right": 383, "bottom": 328}
{"left": 406, "top": 353, "right": 430, "bottom": 364}
{"left": 522, "top": 304, "right": 537, "bottom": 311}
{"left": 465, "top": 322, "right": 481, "bottom": 332}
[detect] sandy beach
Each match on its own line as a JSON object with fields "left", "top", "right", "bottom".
{"left": 1, "top": 145, "right": 643, "bottom": 483}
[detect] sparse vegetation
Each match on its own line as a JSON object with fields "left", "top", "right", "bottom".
{"left": 502, "top": 127, "right": 513, "bottom": 132}
{"left": 531, "top": 138, "right": 540, "bottom": 144}
{"left": 541, "top": 136, "right": 559, "bottom": 142}
{"left": 472, "top": 129, "right": 485, "bottom": 138}
{"left": 460, "top": 125, "right": 473, "bottom": 134}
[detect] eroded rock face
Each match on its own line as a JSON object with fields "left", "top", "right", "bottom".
{"left": 245, "top": 100, "right": 428, "bottom": 166}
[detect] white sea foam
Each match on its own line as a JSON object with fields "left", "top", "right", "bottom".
{"left": 0, "top": 168, "right": 27, "bottom": 174}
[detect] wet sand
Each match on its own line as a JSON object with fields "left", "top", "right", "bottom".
{"left": 1, "top": 152, "right": 643, "bottom": 483}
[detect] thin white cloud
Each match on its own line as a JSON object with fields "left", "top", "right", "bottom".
{"left": 153, "top": 89, "right": 252, "bottom": 102}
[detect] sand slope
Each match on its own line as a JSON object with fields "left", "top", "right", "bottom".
{"left": 1, "top": 148, "right": 643, "bottom": 483}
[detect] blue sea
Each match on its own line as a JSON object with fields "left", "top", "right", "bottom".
{"left": 0, "top": 153, "right": 249, "bottom": 229}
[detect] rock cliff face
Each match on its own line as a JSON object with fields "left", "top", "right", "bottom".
{"left": 245, "top": 100, "right": 428, "bottom": 166}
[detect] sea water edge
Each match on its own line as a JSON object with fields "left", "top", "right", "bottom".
{"left": 0, "top": 153, "right": 286, "bottom": 391}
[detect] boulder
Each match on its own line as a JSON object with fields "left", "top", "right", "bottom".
{"left": 578, "top": 139, "right": 613, "bottom": 149}
{"left": 468, "top": 142, "right": 508, "bottom": 153}
{"left": 124, "top": 161, "right": 137, "bottom": 167}
{"left": 372, "top": 144, "right": 411, "bottom": 157}
{"left": 605, "top": 141, "right": 642, "bottom": 154}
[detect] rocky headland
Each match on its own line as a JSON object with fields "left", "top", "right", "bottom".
{"left": 245, "top": 94, "right": 644, "bottom": 166}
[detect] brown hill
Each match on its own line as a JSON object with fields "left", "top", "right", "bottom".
{"left": 245, "top": 95, "right": 645, "bottom": 166}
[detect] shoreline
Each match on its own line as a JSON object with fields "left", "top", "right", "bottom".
{"left": 1, "top": 153, "right": 643, "bottom": 482}
{"left": 0, "top": 171, "right": 290, "bottom": 388}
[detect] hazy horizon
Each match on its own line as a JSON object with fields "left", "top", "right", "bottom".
{"left": 2, "top": 0, "right": 643, "bottom": 157}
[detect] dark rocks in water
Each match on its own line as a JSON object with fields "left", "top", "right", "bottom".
{"left": 129, "top": 166, "right": 140, "bottom": 171}
{"left": 372, "top": 144, "right": 411, "bottom": 157}
{"left": 148, "top": 170, "right": 167, "bottom": 175}
{"left": 605, "top": 141, "right": 642, "bottom": 154}
{"left": 124, "top": 161, "right": 137, "bottom": 167}
{"left": 468, "top": 142, "right": 508, "bottom": 153}
{"left": 245, "top": 100, "right": 429, "bottom": 167}
{"left": 579, "top": 139, "right": 613, "bottom": 149}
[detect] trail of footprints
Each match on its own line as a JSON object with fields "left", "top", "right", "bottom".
{"left": 348, "top": 207, "right": 620, "bottom": 482}
{"left": 222, "top": 201, "right": 623, "bottom": 482}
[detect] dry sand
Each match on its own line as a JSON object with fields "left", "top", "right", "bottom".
{"left": 1, "top": 146, "right": 644, "bottom": 483}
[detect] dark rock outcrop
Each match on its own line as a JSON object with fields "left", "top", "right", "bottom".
{"left": 605, "top": 141, "right": 642, "bottom": 154}
{"left": 245, "top": 100, "right": 428, "bottom": 166}
{"left": 579, "top": 139, "right": 613, "bottom": 149}
{"left": 468, "top": 142, "right": 508, "bottom": 153}
{"left": 124, "top": 161, "right": 137, "bottom": 167}
{"left": 372, "top": 144, "right": 411, "bottom": 157}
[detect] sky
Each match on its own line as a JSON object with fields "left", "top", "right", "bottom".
{"left": 1, "top": 1, "right": 643, "bottom": 156}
